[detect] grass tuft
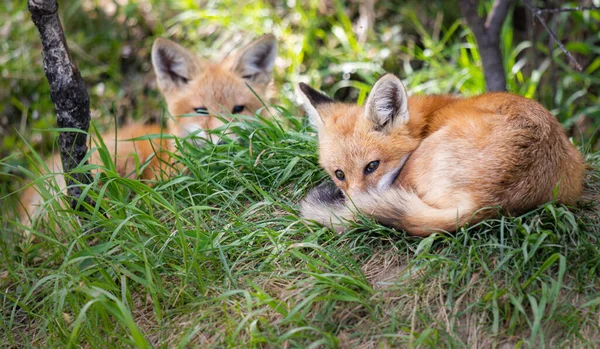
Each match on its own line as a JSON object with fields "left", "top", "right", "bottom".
{"left": 2, "top": 105, "right": 600, "bottom": 347}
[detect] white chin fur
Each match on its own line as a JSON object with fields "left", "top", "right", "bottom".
{"left": 377, "top": 154, "right": 410, "bottom": 189}
{"left": 181, "top": 124, "right": 237, "bottom": 146}
{"left": 182, "top": 124, "right": 211, "bottom": 147}
{"left": 183, "top": 124, "right": 206, "bottom": 138}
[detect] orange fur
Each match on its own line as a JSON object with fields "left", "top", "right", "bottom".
{"left": 299, "top": 74, "right": 585, "bottom": 236}
{"left": 18, "top": 34, "right": 277, "bottom": 228}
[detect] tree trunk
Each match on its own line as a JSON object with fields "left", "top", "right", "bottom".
{"left": 478, "top": 37, "right": 507, "bottom": 92}
{"left": 28, "top": 0, "right": 92, "bottom": 213}
{"left": 459, "top": 0, "right": 512, "bottom": 92}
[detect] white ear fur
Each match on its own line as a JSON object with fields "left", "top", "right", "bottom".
{"left": 297, "top": 83, "right": 334, "bottom": 129}
{"left": 233, "top": 34, "right": 277, "bottom": 85}
{"left": 151, "top": 38, "right": 199, "bottom": 91}
{"left": 297, "top": 89, "right": 322, "bottom": 128}
{"left": 364, "top": 74, "right": 410, "bottom": 131}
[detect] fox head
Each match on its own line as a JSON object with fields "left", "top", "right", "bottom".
{"left": 299, "top": 74, "right": 420, "bottom": 196}
{"left": 151, "top": 34, "right": 277, "bottom": 144}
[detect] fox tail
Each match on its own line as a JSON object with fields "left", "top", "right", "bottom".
{"left": 300, "top": 182, "right": 480, "bottom": 236}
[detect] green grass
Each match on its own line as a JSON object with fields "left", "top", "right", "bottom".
{"left": 1, "top": 109, "right": 600, "bottom": 347}
{"left": 2, "top": 0, "right": 600, "bottom": 347}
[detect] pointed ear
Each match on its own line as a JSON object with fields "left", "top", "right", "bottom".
{"left": 364, "top": 74, "right": 410, "bottom": 132}
{"left": 151, "top": 38, "right": 200, "bottom": 91}
{"left": 232, "top": 34, "right": 277, "bottom": 85}
{"left": 297, "top": 83, "right": 334, "bottom": 129}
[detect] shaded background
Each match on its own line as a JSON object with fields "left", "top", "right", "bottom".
{"left": 1, "top": 0, "right": 599, "bottom": 185}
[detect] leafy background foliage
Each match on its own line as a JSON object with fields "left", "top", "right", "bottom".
{"left": 1, "top": 0, "right": 599, "bottom": 347}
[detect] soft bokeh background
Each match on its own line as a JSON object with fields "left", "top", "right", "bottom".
{"left": 1, "top": 1, "right": 600, "bottom": 347}
{"left": 2, "top": 0, "right": 599, "bottom": 163}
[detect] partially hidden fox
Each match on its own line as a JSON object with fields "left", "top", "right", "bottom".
{"left": 298, "top": 74, "right": 585, "bottom": 236}
{"left": 18, "top": 34, "right": 277, "bottom": 227}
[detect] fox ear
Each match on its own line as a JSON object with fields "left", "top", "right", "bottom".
{"left": 152, "top": 38, "right": 200, "bottom": 91}
{"left": 364, "top": 74, "right": 409, "bottom": 132}
{"left": 298, "top": 83, "right": 334, "bottom": 128}
{"left": 233, "top": 34, "right": 277, "bottom": 85}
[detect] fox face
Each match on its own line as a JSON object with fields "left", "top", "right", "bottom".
{"left": 151, "top": 34, "right": 277, "bottom": 144}
{"left": 298, "top": 75, "right": 419, "bottom": 196}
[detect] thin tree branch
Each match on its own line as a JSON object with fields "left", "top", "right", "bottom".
{"left": 459, "top": 0, "right": 486, "bottom": 38}
{"left": 523, "top": 0, "right": 583, "bottom": 71}
{"left": 356, "top": 0, "right": 375, "bottom": 44}
{"left": 459, "top": 0, "right": 512, "bottom": 91}
{"left": 537, "top": 6, "right": 600, "bottom": 14}
{"left": 485, "top": 0, "right": 512, "bottom": 37}
{"left": 28, "top": 0, "right": 93, "bottom": 215}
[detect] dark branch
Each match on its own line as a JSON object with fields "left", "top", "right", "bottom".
{"left": 523, "top": 0, "right": 583, "bottom": 71}
{"left": 459, "top": 0, "right": 512, "bottom": 91}
{"left": 485, "top": 0, "right": 513, "bottom": 37}
{"left": 459, "top": 0, "right": 486, "bottom": 38}
{"left": 537, "top": 6, "right": 600, "bottom": 14}
{"left": 28, "top": 0, "right": 93, "bottom": 213}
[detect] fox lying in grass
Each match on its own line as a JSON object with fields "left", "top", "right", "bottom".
{"left": 298, "top": 74, "right": 585, "bottom": 236}
{"left": 18, "top": 34, "right": 277, "bottom": 227}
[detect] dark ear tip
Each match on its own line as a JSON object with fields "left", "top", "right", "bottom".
{"left": 299, "top": 83, "right": 334, "bottom": 106}
{"left": 299, "top": 82, "right": 318, "bottom": 97}
{"left": 299, "top": 82, "right": 310, "bottom": 93}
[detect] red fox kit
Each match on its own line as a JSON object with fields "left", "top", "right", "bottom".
{"left": 298, "top": 74, "right": 585, "bottom": 236}
{"left": 18, "top": 34, "right": 277, "bottom": 227}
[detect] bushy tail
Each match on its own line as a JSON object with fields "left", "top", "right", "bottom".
{"left": 300, "top": 182, "right": 481, "bottom": 236}
{"left": 300, "top": 182, "right": 352, "bottom": 233}
{"left": 17, "top": 153, "right": 65, "bottom": 233}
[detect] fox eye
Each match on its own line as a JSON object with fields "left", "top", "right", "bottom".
{"left": 364, "top": 160, "right": 380, "bottom": 174}
{"left": 194, "top": 107, "right": 208, "bottom": 115}
{"left": 232, "top": 105, "right": 245, "bottom": 114}
{"left": 334, "top": 169, "right": 345, "bottom": 181}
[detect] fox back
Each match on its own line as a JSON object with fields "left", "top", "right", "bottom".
{"left": 299, "top": 74, "right": 585, "bottom": 236}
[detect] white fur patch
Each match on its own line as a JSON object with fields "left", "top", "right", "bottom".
{"left": 183, "top": 124, "right": 206, "bottom": 138}
{"left": 374, "top": 96, "right": 396, "bottom": 121}
{"left": 396, "top": 84, "right": 410, "bottom": 125}
{"left": 366, "top": 75, "right": 410, "bottom": 128}
{"left": 377, "top": 153, "right": 410, "bottom": 189}
{"left": 182, "top": 124, "right": 212, "bottom": 147}
{"left": 374, "top": 80, "right": 409, "bottom": 125}
{"left": 297, "top": 88, "right": 323, "bottom": 128}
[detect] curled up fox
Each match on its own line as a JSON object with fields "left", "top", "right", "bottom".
{"left": 18, "top": 34, "right": 277, "bottom": 227}
{"left": 298, "top": 74, "right": 585, "bottom": 236}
